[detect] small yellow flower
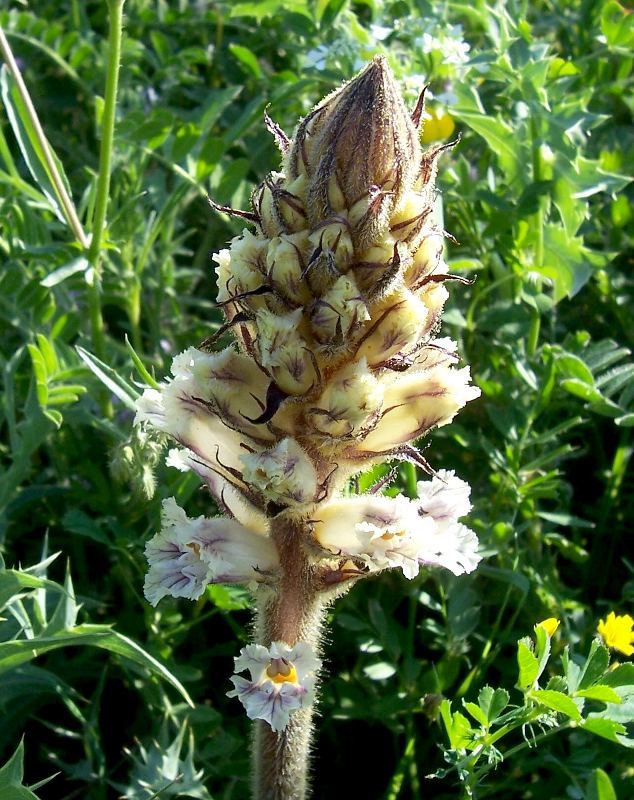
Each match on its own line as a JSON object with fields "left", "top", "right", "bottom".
{"left": 421, "top": 107, "right": 456, "bottom": 144}
{"left": 597, "top": 612, "right": 634, "bottom": 657}
{"left": 536, "top": 618, "right": 560, "bottom": 638}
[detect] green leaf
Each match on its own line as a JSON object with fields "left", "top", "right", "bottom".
{"left": 44, "top": 565, "right": 78, "bottom": 634}
{"left": 0, "top": 568, "right": 60, "bottom": 612}
{"left": 453, "top": 85, "right": 520, "bottom": 182}
{"left": 439, "top": 700, "right": 473, "bottom": 749}
{"left": 40, "top": 256, "right": 89, "bottom": 288}
{"left": 576, "top": 686, "right": 622, "bottom": 704}
{"left": 601, "top": 663, "right": 634, "bottom": 687}
{"left": 601, "top": 1, "right": 634, "bottom": 50}
{"left": 0, "top": 740, "right": 41, "bottom": 798}
{"left": 478, "top": 686, "right": 510, "bottom": 724}
{"left": 0, "top": 624, "right": 194, "bottom": 707}
{"left": 0, "top": 66, "right": 74, "bottom": 226}
{"left": 207, "top": 584, "right": 251, "bottom": 611}
{"left": 125, "top": 335, "right": 159, "bottom": 389}
{"left": 585, "top": 768, "right": 616, "bottom": 800}
{"left": 463, "top": 701, "right": 489, "bottom": 727}
{"left": 579, "top": 640, "right": 610, "bottom": 689}
{"left": 0, "top": 740, "right": 25, "bottom": 785}
{"left": 539, "top": 225, "right": 607, "bottom": 302}
{"left": 75, "top": 346, "right": 139, "bottom": 409}
{"left": 556, "top": 354, "right": 595, "bottom": 386}
{"left": 531, "top": 689, "right": 582, "bottom": 721}
{"left": 533, "top": 624, "right": 552, "bottom": 683}
{"left": 517, "top": 638, "right": 539, "bottom": 690}
{"left": 580, "top": 718, "right": 629, "bottom": 746}
{"left": 228, "top": 44, "right": 262, "bottom": 79}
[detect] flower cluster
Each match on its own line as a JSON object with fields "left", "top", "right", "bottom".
{"left": 135, "top": 58, "right": 481, "bottom": 731}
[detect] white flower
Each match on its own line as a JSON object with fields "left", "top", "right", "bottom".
{"left": 416, "top": 520, "right": 481, "bottom": 575}
{"left": 227, "top": 641, "right": 321, "bottom": 732}
{"left": 144, "top": 498, "right": 279, "bottom": 606}
{"left": 418, "top": 25, "right": 470, "bottom": 66}
{"left": 313, "top": 490, "right": 480, "bottom": 580}
{"left": 415, "top": 469, "right": 472, "bottom": 522}
{"left": 369, "top": 24, "right": 392, "bottom": 41}
{"left": 144, "top": 500, "right": 211, "bottom": 606}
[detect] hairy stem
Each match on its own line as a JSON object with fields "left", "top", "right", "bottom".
{"left": 253, "top": 514, "right": 325, "bottom": 800}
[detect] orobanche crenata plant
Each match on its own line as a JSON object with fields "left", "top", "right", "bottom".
{"left": 135, "top": 57, "right": 481, "bottom": 799}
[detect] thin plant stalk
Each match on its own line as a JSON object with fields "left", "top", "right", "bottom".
{"left": 86, "top": 0, "right": 126, "bottom": 364}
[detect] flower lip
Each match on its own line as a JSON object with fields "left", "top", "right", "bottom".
{"left": 228, "top": 641, "right": 321, "bottom": 732}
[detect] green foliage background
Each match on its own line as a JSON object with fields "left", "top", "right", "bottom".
{"left": 0, "top": 1, "right": 633, "bottom": 798}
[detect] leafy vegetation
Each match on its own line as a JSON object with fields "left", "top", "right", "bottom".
{"left": 1, "top": 1, "right": 632, "bottom": 798}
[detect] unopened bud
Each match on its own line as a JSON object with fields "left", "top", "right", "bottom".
{"left": 405, "top": 231, "right": 444, "bottom": 288}
{"left": 214, "top": 231, "right": 268, "bottom": 306}
{"left": 287, "top": 56, "right": 421, "bottom": 245}
{"left": 355, "top": 288, "right": 428, "bottom": 366}
{"left": 308, "top": 358, "right": 383, "bottom": 437}
{"left": 266, "top": 232, "right": 312, "bottom": 306}
{"left": 241, "top": 438, "right": 318, "bottom": 506}
{"left": 310, "top": 274, "right": 370, "bottom": 345}
{"left": 256, "top": 308, "right": 314, "bottom": 395}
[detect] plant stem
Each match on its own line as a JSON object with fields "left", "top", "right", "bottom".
{"left": 0, "top": 24, "right": 88, "bottom": 247}
{"left": 86, "top": 0, "right": 125, "bottom": 363}
{"left": 253, "top": 514, "right": 324, "bottom": 800}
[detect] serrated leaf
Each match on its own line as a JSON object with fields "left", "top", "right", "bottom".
{"left": 531, "top": 689, "right": 582, "bottom": 721}
{"left": 463, "top": 701, "right": 489, "bottom": 727}
{"left": 478, "top": 685, "right": 510, "bottom": 723}
{"left": 579, "top": 640, "right": 610, "bottom": 689}
{"left": 576, "top": 685, "right": 622, "bottom": 704}
{"left": 580, "top": 718, "right": 629, "bottom": 745}
{"left": 600, "top": 663, "right": 634, "bottom": 687}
